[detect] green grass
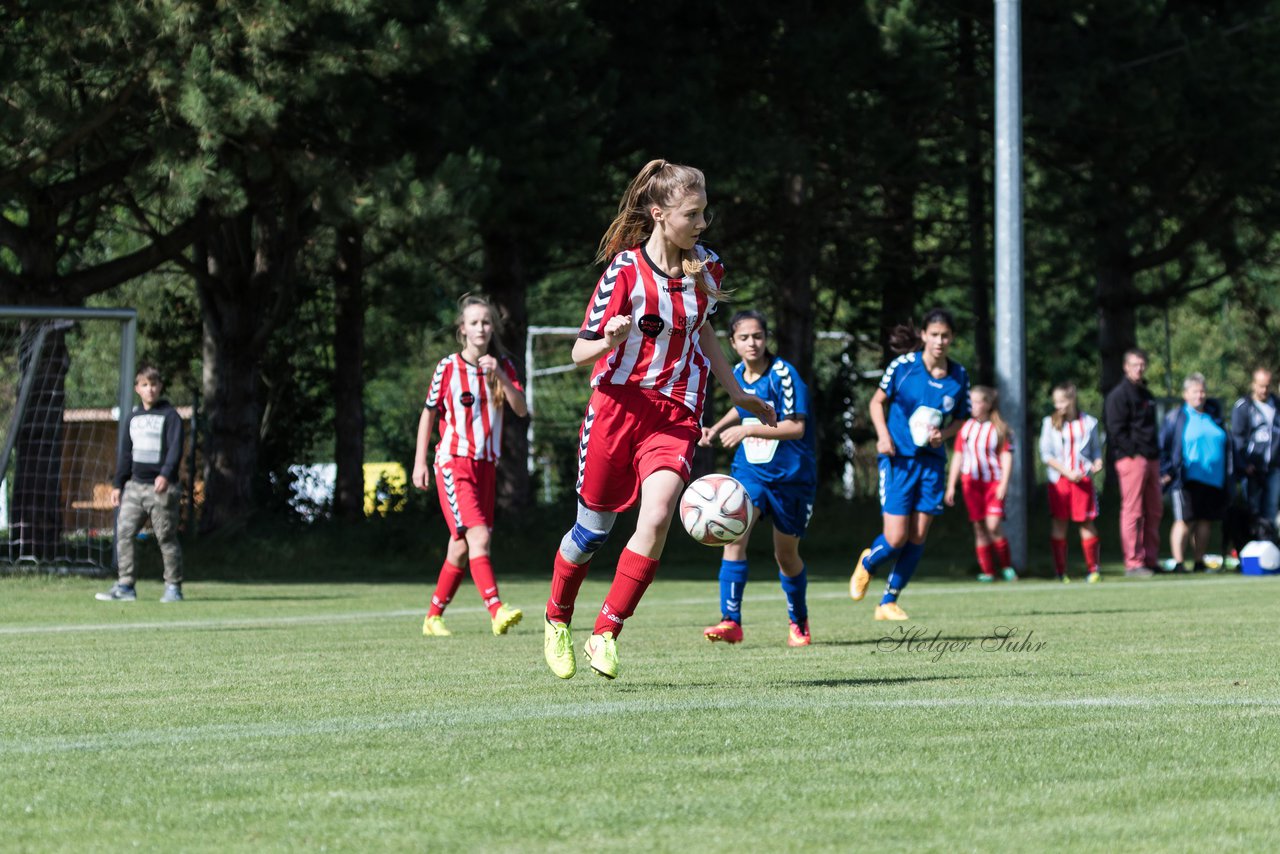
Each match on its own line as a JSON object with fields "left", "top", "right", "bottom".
{"left": 4, "top": 570, "right": 1280, "bottom": 852}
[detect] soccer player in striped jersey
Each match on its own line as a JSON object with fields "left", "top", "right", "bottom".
{"left": 700, "top": 310, "right": 817, "bottom": 647}
{"left": 412, "top": 295, "right": 527, "bottom": 637}
{"left": 944, "top": 386, "right": 1018, "bottom": 582}
{"left": 543, "top": 159, "right": 776, "bottom": 680}
{"left": 850, "top": 309, "right": 970, "bottom": 621}
{"left": 1039, "top": 382, "right": 1104, "bottom": 583}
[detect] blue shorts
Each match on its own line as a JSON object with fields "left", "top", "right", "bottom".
{"left": 731, "top": 466, "right": 816, "bottom": 538}
{"left": 878, "top": 454, "right": 945, "bottom": 516}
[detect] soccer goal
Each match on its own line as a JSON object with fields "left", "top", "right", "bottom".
{"left": 0, "top": 307, "right": 137, "bottom": 572}
{"left": 524, "top": 326, "right": 863, "bottom": 504}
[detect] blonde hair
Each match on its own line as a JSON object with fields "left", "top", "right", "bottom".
{"left": 454, "top": 294, "right": 511, "bottom": 409}
{"left": 596, "top": 159, "right": 722, "bottom": 298}
{"left": 972, "top": 385, "right": 1011, "bottom": 444}
{"left": 1050, "top": 382, "right": 1079, "bottom": 431}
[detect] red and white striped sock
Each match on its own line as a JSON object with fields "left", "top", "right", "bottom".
{"left": 594, "top": 548, "right": 660, "bottom": 638}
{"left": 428, "top": 560, "right": 465, "bottom": 616}
{"left": 547, "top": 551, "right": 589, "bottom": 624}
{"left": 468, "top": 554, "right": 502, "bottom": 616}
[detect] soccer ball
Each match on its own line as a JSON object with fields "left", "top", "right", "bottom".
{"left": 680, "top": 474, "right": 754, "bottom": 546}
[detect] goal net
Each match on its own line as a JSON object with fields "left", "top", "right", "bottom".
{"left": 0, "top": 307, "right": 138, "bottom": 573}
{"left": 524, "top": 326, "right": 866, "bottom": 504}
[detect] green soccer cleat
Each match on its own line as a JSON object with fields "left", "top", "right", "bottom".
{"left": 1086, "top": 570, "right": 1102, "bottom": 584}
{"left": 544, "top": 617, "right": 576, "bottom": 679}
{"left": 583, "top": 631, "right": 619, "bottom": 679}
{"left": 977, "top": 572, "right": 996, "bottom": 583}
{"left": 423, "top": 614, "right": 452, "bottom": 637}
{"left": 1001, "top": 567, "right": 1018, "bottom": 582}
{"left": 491, "top": 603, "right": 523, "bottom": 636}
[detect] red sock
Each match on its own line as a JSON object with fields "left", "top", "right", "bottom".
{"left": 593, "top": 548, "right": 660, "bottom": 638}
{"left": 993, "top": 538, "right": 1012, "bottom": 570}
{"left": 1081, "top": 535, "right": 1100, "bottom": 572}
{"left": 468, "top": 554, "right": 502, "bottom": 616}
{"left": 428, "top": 560, "right": 465, "bottom": 616}
{"left": 1051, "top": 538, "right": 1068, "bottom": 578}
{"left": 975, "top": 543, "right": 997, "bottom": 576}
{"left": 547, "top": 550, "right": 590, "bottom": 624}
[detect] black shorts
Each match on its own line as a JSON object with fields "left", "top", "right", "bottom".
{"left": 1171, "top": 480, "right": 1226, "bottom": 523}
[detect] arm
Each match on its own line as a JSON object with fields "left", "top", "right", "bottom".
{"left": 412, "top": 407, "right": 438, "bottom": 490}
{"left": 720, "top": 415, "right": 804, "bottom": 448}
{"left": 111, "top": 411, "right": 133, "bottom": 507}
{"left": 154, "top": 409, "right": 184, "bottom": 494}
{"left": 699, "top": 324, "right": 775, "bottom": 426}
{"left": 571, "top": 315, "right": 632, "bottom": 367}
{"left": 700, "top": 408, "right": 742, "bottom": 447}
{"left": 1230, "top": 402, "right": 1253, "bottom": 475}
{"left": 481, "top": 356, "right": 528, "bottom": 418}
{"left": 869, "top": 387, "right": 894, "bottom": 456}
{"left": 944, "top": 441, "right": 962, "bottom": 506}
{"left": 997, "top": 447, "right": 1014, "bottom": 500}
{"left": 1103, "top": 388, "right": 1127, "bottom": 459}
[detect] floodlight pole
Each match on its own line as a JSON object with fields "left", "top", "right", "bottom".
{"left": 994, "top": 0, "right": 1028, "bottom": 570}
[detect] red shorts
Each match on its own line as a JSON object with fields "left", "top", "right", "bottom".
{"left": 576, "top": 385, "right": 700, "bottom": 513}
{"left": 435, "top": 456, "right": 496, "bottom": 540}
{"left": 960, "top": 475, "right": 1005, "bottom": 522}
{"left": 1048, "top": 476, "right": 1099, "bottom": 523}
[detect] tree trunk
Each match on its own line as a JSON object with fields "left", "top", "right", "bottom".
{"left": 878, "top": 181, "right": 919, "bottom": 362}
{"left": 774, "top": 172, "right": 816, "bottom": 378}
{"left": 481, "top": 230, "right": 531, "bottom": 514}
{"left": 1096, "top": 261, "right": 1137, "bottom": 397}
{"left": 332, "top": 223, "right": 366, "bottom": 522}
{"left": 10, "top": 325, "right": 69, "bottom": 561}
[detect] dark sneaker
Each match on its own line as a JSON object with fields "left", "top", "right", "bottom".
{"left": 95, "top": 583, "right": 137, "bottom": 601}
{"left": 160, "top": 584, "right": 184, "bottom": 603}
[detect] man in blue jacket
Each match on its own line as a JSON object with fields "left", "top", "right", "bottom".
{"left": 1231, "top": 368, "right": 1280, "bottom": 532}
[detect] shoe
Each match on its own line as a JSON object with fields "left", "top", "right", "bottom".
{"left": 491, "top": 603, "right": 523, "bottom": 636}
{"left": 1058, "top": 573, "right": 1071, "bottom": 584}
{"left": 1086, "top": 570, "right": 1101, "bottom": 584}
{"left": 422, "top": 614, "right": 451, "bottom": 637}
{"left": 1157, "top": 559, "right": 1180, "bottom": 573}
{"left": 1192, "top": 561, "right": 1208, "bottom": 573}
{"left": 160, "top": 583, "right": 184, "bottom": 603}
{"left": 977, "top": 572, "right": 996, "bottom": 583}
{"left": 1125, "top": 566, "right": 1155, "bottom": 578}
{"left": 850, "top": 549, "right": 872, "bottom": 601}
{"left": 584, "top": 632, "right": 619, "bottom": 679}
{"left": 874, "top": 601, "right": 909, "bottom": 621}
{"left": 787, "top": 621, "right": 811, "bottom": 647}
{"left": 94, "top": 583, "right": 136, "bottom": 602}
{"left": 544, "top": 617, "right": 575, "bottom": 679}
{"left": 704, "top": 619, "right": 744, "bottom": 644}
{"left": 1001, "top": 567, "right": 1018, "bottom": 582}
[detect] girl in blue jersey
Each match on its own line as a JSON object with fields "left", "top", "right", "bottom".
{"left": 700, "top": 311, "right": 818, "bottom": 646}
{"left": 850, "top": 309, "right": 970, "bottom": 620}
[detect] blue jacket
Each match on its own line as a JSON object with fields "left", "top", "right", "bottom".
{"left": 1230, "top": 393, "right": 1280, "bottom": 474}
{"left": 1159, "top": 403, "right": 1229, "bottom": 491}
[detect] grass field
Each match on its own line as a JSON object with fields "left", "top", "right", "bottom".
{"left": 4, "top": 569, "right": 1280, "bottom": 852}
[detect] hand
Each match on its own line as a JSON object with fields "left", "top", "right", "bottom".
{"left": 698, "top": 427, "right": 717, "bottom": 448}
{"left": 996, "top": 483, "right": 1008, "bottom": 501}
{"left": 733, "top": 393, "right": 776, "bottom": 427}
{"left": 110, "top": 488, "right": 121, "bottom": 508}
{"left": 1067, "top": 470, "right": 1081, "bottom": 483}
{"left": 412, "top": 461, "right": 433, "bottom": 491}
{"left": 944, "top": 486, "right": 955, "bottom": 507}
{"left": 876, "top": 436, "right": 896, "bottom": 456}
{"left": 1091, "top": 459, "right": 1104, "bottom": 474}
{"left": 1161, "top": 473, "right": 1172, "bottom": 486}
{"left": 604, "top": 315, "right": 632, "bottom": 346}
{"left": 154, "top": 476, "right": 170, "bottom": 494}
{"left": 927, "top": 426, "right": 943, "bottom": 448}
{"left": 477, "top": 354, "right": 498, "bottom": 374}
{"left": 719, "top": 425, "right": 748, "bottom": 448}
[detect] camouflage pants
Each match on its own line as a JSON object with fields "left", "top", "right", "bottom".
{"left": 116, "top": 480, "right": 183, "bottom": 586}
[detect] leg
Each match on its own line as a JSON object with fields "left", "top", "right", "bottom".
{"left": 462, "top": 525, "right": 503, "bottom": 615}
{"left": 114, "top": 482, "right": 147, "bottom": 588}
{"left": 547, "top": 503, "right": 617, "bottom": 624}
{"left": 1114, "top": 458, "right": 1144, "bottom": 569}
{"left": 711, "top": 515, "right": 755, "bottom": 631}
{"left": 988, "top": 516, "right": 1014, "bottom": 577}
{"left": 427, "top": 536, "right": 469, "bottom": 617}
{"left": 1266, "top": 468, "right": 1280, "bottom": 528}
{"left": 150, "top": 487, "right": 183, "bottom": 586}
{"left": 1079, "top": 520, "right": 1101, "bottom": 576}
{"left": 972, "top": 520, "right": 996, "bottom": 579}
{"left": 879, "top": 512, "right": 933, "bottom": 606}
{"left": 1170, "top": 519, "right": 1189, "bottom": 564}
{"left": 1191, "top": 520, "right": 1213, "bottom": 565}
{"left": 1141, "top": 459, "right": 1164, "bottom": 567}
{"left": 1050, "top": 516, "right": 1069, "bottom": 579}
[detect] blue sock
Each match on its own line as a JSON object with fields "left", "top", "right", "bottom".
{"left": 719, "top": 559, "right": 749, "bottom": 623}
{"left": 881, "top": 542, "right": 924, "bottom": 604}
{"left": 778, "top": 566, "right": 808, "bottom": 625}
{"left": 862, "top": 533, "right": 900, "bottom": 575}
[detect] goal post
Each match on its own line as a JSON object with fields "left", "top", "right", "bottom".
{"left": 0, "top": 306, "right": 137, "bottom": 572}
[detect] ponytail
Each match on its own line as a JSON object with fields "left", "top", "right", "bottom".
{"left": 972, "top": 385, "right": 1011, "bottom": 444}
{"left": 888, "top": 307, "right": 956, "bottom": 355}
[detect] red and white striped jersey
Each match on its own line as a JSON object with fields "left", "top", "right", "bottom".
{"left": 954, "top": 418, "right": 1014, "bottom": 482}
{"left": 579, "top": 245, "right": 724, "bottom": 416}
{"left": 425, "top": 353, "right": 522, "bottom": 462}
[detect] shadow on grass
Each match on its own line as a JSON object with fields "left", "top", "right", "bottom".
{"left": 784, "top": 674, "right": 978, "bottom": 688}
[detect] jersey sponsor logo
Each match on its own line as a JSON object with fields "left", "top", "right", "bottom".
{"left": 669, "top": 313, "right": 696, "bottom": 338}
{"left": 665, "top": 280, "right": 686, "bottom": 293}
{"left": 638, "top": 314, "right": 665, "bottom": 338}
{"left": 943, "top": 395, "right": 955, "bottom": 413}
{"left": 459, "top": 391, "right": 475, "bottom": 407}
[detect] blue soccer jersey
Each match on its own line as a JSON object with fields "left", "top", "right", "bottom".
{"left": 731, "top": 356, "right": 817, "bottom": 485}
{"left": 878, "top": 351, "right": 970, "bottom": 462}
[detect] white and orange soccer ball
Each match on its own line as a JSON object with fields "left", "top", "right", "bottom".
{"left": 680, "top": 474, "right": 754, "bottom": 546}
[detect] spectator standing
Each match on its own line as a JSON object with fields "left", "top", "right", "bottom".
{"left": 1230, "top": 368, "right": 1280, "bottom": 531}
{"left": 1103, "top": 349, "right": 1159, "bottom": 577}
{"left": 1160, "top": 373, "right": 1230, "bottom": 572}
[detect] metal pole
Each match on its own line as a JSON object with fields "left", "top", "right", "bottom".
{"left": 994, "top": 0, "right": 1028, "bottom": 570}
